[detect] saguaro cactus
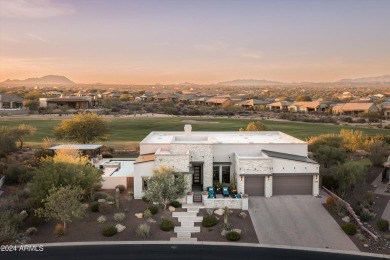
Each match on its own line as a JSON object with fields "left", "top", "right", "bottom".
{"left": 224, "top": 206, "right": 229, "bottom": 224}
{"left": 115, "top": 188, "right": 120, "bottom": 209}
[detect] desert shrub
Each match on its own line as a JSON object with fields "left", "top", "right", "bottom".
{"left": 106, "top": 195, "right": 114, "bottom": 202}
{"left": 5, "top": 165, "right": 32, "bottom": 184}
{"left": 206, "top": 208, "right": 214, "bottom": 216}
{"left": 98, "top": 203, "right": 111, "bottom": 214}
{"left": 341, "top": 117, "right": 353, "bottom": 123}
{"left": 325, "top": 196, "right": 337, "bottom": 210}
{"left": 93, "top": 192, "right": 109, "bottom": 201}
{"left": 102, "top": 226, "right": 117, "bottom": 237}
{"left": 114, "top": 213, "right": 125, "bottom": 222}
{"left": 97, "top": 215, "right": 107, "bottom": 224}
{"left": 226, "top": 231, "right": 241, "bottom": 241}
{"left": 115, "top": 185, "right": 126, "bottom": 193}
{"left": 0, "top": 225, "right": 17, "bottom": 244}
{"left": 102, "top": 153, "right": 113, "bottom": 158}
{"left": 169, "top": 201, "right": 182, "bottom": 208}
{"left": 160, "top": 219, "right": 174, "bottom": 231}
{"left": 352, "top": 205, "right": 363, "bottom": 216}
{"left": 136, "top": 223, "right": 150, "bottom": 238}
{"left": 354, "top": 118, "right": 366, "bottom": 124}
{"left": 360, "top": 208, "right": 375, "bottom": 221}
{"left": 25, "top": 227, "right": 38, "bottom": 236}
{"left": 202, "top": 216, "right": 218, "bottom": 227}
{"left": 142, "top": 196, "right": 150, "bottom": 203}
{"left": 143, "top": 209, "right": 152, "bottom": 219}
{"left": 148, "top": 205, "right": 159, "bottom": 215}
{"left": 90, "top": 202, "right": 100, "bottom": 212}
{"left": 53, "top": 223, "right": 65, "bottom": 237}
{"left": 221, "top": 222, "right": 233, "bottom": 232}
{"left": 377, "top": 219, "right": 389, "bottom": 231}
{"left": 341, "top": 223, "right": 357, "bottom": 235}
{"left": 17, "top": 187, "right": 31, "bottom": 199}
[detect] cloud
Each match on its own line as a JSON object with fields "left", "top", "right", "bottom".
{"left": 26, "top": 33, "right": 47, "bottom": 42}
{"left": 238, "top": 49, "right": 263, "bottom": 59}
{"left": 0, "top": 0, "right": 74, "bottom": 18}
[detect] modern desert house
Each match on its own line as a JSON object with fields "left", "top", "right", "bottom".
{"left": 133, "top": 125, "right": 320, "bottom": 200}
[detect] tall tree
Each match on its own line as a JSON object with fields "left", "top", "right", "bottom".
{"left": 35, "top": 186, "right": 86, "bottom": 231}
{"left": 13, "top": 124, "right": 36, "bottom": 149}
{"left": 369, "top": 141, "right": 389, "bottom": 166}
{"left": 334, "top": 161, "right": 365, "bottom": 196}
{"left": 239, "top": 121, "right": 269, "bottom": 131}
{"left": 144, "top": 166, "right": 187, "bottom": 210}
{"left": 30, "top": 149, "right": 103, "bottom": 206}
{"left": 313, "top": 145, "right": 346, "bottom": 168}
{"left": 54, "top": 113, "right": 109, "bottom": 144}
{"left": 0, "top": 126, "right": 17, "bottom": 154}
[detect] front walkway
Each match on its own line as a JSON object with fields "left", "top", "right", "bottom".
{"left": 371, "top": 173, "right": 390, "bottom": 221}
{"left": 170, "top": 204, "right": 203, "bottom": 242}
{"left": 248, "top": 195, "right": 359, "bottom": 251}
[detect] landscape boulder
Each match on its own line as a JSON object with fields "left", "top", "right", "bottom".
{"left": 169, "top": 206, "right": 175, "bottom": 212}
{"left": 135, "top": 213, "right": 143, "bottom": 219}
{"left": 115, "top": 224, "right": 126, "bottom": 233}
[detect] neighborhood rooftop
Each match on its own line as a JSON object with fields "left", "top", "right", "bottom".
{"left": 141, "top": 130, "right": 305, "bottom": 144}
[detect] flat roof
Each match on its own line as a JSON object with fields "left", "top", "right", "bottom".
{"left": 262, "top": 150, "right": 318, "bottom": 164}
{"left": 141, "top": 131, "right": 305, "bottom": 145}
{"left": 49, "top": 144, "right": 103, "bottom": 150}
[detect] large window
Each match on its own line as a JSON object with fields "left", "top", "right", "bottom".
{"left": 222, "top": 166, "right": 230, "bottom": 183}
{"left": 213, "top": 164, "right": 231, "bottom": 184}
{"left": 142, "top": 177, "right": 148, "bottom": 191}
{"left": 213, "top": 166, "right": 220, "bottom": 182}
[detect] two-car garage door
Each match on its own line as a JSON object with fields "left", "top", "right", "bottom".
{"left": 244, "top": 175, "right": 313, "bottom": 196}
{"left": 273, "top": 175, "right": 312, "bottom": 195}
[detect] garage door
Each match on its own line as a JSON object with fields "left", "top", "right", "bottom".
{"left": 273, "top": 175, "right": 312, "bottom": 195}
{"left": 244, "top": 176, "right": 264, "bottom": 196}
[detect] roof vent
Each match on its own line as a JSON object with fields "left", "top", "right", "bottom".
{"left": 184, "top": 124, "right": 192, "bottom": 136}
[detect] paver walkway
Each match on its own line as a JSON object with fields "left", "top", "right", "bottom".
{"left": 371, "top": 173, "right": 390, "bottom": 221}
{"left": 170, "top": 203, "right": 203, "bottom": 242}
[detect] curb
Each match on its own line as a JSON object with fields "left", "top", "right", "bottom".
{"left": 20, "top": 241, "right": 390, "bottom": 259}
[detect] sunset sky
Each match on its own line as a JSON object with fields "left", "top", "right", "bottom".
{"left": 0, "top": 0, "right": 389, "bottom": 84}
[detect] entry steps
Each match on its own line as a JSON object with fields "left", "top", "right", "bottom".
{"left": 170, "top": 203, "right": 204, "bottom": 242}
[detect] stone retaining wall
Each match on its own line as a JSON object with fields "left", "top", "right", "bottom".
{"left": 203, "top": 197, "right": 242, "bottom": 209}
{"left": 322, "top": 186, "right": 378, "bottom": 241}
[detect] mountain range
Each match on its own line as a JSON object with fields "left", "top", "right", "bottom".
{"left": 1, "top": 74, "right": 389, "bottom": 86}
{"left": 1, "top": 75, "right": 75, "bottom": 85}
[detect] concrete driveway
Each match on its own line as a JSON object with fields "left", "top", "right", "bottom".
{"left": 249, "top": 195, "right": 359, "bottom": 251}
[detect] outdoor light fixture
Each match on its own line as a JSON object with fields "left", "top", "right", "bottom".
{"left": 240, "top": 176, "right": 243, "bottom": 181}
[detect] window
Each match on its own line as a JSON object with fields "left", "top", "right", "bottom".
{"left": 142, "top": 177, "right": 148, "bottom": 191}
{"left": 213, "top": 166, "right": 219, "bottom": 182}
{"left": 222, "top": 166, "right": 230, "bottom": 184}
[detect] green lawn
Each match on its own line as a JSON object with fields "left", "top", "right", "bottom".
{"left": 1, "top": 116, "right": 389, "bottom": 149}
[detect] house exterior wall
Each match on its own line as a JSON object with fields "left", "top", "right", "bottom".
{"left": 133, "top": 161, "right": 155, "bottom": 199}
{"left": 272, "top": 158, "right": 319, "bottom": 173}
{"left": 155, "top": 154, "right": 190, "bottom": 173}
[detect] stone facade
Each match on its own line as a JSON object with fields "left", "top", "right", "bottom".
{"left": 203, "top": 198, "right": 242, "bottom": 209}
{"left": 155, "top": 154, "right": 189, "bottom": 173}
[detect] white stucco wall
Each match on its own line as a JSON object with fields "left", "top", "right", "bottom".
{"left": 101, "top": 176, "right": 127, "bottom": 189}
{"left": 271, "top": 158, "right": 319, "bottom": 174}
{"left": 265, "top": 176, "right": 272, "bottom": 197}
{"left": 133, "top": 161, "right": 155, "bottom": 199}
{"left": 313, "top": 175, "right": 320, "bottom": 196}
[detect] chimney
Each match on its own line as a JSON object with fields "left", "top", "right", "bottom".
{"left": 184, "top": 124, "right": 192, "bottom": 136}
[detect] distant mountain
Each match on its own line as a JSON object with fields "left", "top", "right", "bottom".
{"left": 217, "top": 79, "right": 286, "bottom": 86}
{"left": 337, "top": 75, "right": 390, "bottom": 83}
{"left": 1, "top": 75, "right": 75, "bottom": 85}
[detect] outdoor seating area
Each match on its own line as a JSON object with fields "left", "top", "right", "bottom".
{"left": 207, "top": 186, "right": 241, "bottom": 199}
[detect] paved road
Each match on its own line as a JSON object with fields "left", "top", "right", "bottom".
{"left": 249, "top": 195, "right": 359, "bottom": 251}
{"left": 0, "top": 244, "right": 382, "bottom": 260}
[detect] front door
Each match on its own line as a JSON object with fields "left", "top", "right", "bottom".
{"left": 192, "top": 166, "right": 202, "bottom": 185}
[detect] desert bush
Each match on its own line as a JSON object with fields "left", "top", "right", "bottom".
{"left": 114, "top": 213, "right": 125, "bottom": 222}
{"left": 340, "top": 117, "right": 353, "bottom": 123}
{"left": 143, "top": 209, "right": 152, "bottom": 219}
{"left": 90, "top": 202, "right": 100, "bottom": 212}
{"left": 102, "top": 226, "right": 117, "bottom": 237}
{"left": 98, "top": 203, "right": 111, "bottom": 214}
{"left": 206, "top": 208, "right": 214, "bottom": 216}
{"left": 325, "top": 196, "right": 337, "bottom": 210}
{"left": 142, "top": 196, "right": 150, "bottom": 203}
{"left": 25, "top": 227, "right": 38, "bottom": 236}
{"left": 136, "top": 223, "right": 150, "bottom": 238}
{"left": 226, "top": 231, "right": 241, "bottom": 241}
{"left": 352, "top": 204, "right": 363, "bottom": 216}
{"left": 160, "top": 219, "right": 174, "bottom": 231}
{"left": 322, "top": 175, "right": 339, "bottom": 191}
{"left": 360, "top": 208, "right": 375, "bottom": 221}
{"left": 169, "top": 201, "right": 181, "bottom": 208}
{"left": 354, "top": 118, "right": 366, "bottom": 124}
{"left": 341, "top": 223, "right": 357, "bottom": 235}
{"left": 221, "top": 222, "right": 233, "bottom": 232}
{"left": 93, "top": 192, "right": 109, "bottom": 201}
{"left": 17, "top": 187, "right": 31, "bottom": 199}
{"left": 202, "top": 216, "right": 218, "bottom": 227}
{"left": 106, "top": 195, "right": 114, "bottom": 202}
{"left": 377, "top": 219, "right": 389, "bottom": 231}
{"left": 148, "top": 205, "right": 159, "bottom": 215}
{"left": 0, "top": 225, "right": 17, "bottom": 244}
{"left": 102, "top": 153, "right": 113, "bottom": 158}
{"left": 53, "top": 223, "right": 65, "bottom": 237}
{"left": 115, "top": 185, "right": 126, "bottom": 193}
{"left": 97, "top": 215, "right": 107, "bottom": 224}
